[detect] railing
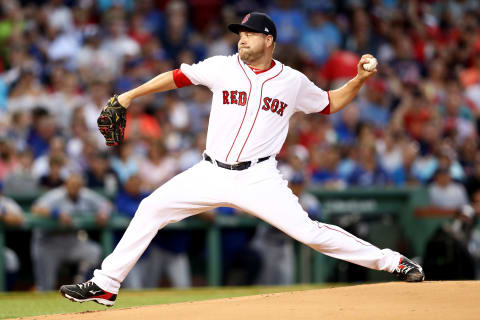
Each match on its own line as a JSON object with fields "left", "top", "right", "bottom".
{"left": 0, "top": 213, "right": 261, "bottom": 291}
{"left": 1, "top": 187, "right": 454, "bottom": 291}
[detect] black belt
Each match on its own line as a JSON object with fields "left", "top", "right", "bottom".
{"left": 203, "top": 153, "right": 270, "bottom": 171}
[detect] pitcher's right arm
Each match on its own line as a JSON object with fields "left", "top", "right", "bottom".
{"left": 117, "top": 69, "right": 192, "bottom": 108}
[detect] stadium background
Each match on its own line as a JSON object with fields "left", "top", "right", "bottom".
{"left": 1, "top": 0, "right": 480, "bottom": 294}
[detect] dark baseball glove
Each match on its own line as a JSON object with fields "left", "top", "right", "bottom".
{"left": 97, "top": 94, "right": 127, "bottom": 146}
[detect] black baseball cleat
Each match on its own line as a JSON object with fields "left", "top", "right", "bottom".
{"left": 60, "top": 281, "right": 117, "bottom": 307}
{"left": 393, "top": 256, "right": 425, "bottom": 282}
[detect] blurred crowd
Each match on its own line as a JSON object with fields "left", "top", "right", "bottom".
{"left": 2, "top": 0, "right": 480, "bottom": 290}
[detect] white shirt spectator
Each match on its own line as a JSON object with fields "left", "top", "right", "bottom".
{"left": 138, "top": 156, "right": 178, "bottom": 191}
{"left": 47, "top": 32, "right": 81, "bottom": 64}
{"left": 101, "top": 35, "right": 140, "bottom": 72}
{"left": 76, "top": 44, "right": 117, "bottom": 80}
{"left": 83, "top": 100, "right": 109, "bottom": 148}
{"left": 47, "top": 4, "right": 74, "bottom": 32}
{"left": 429, "top": 182, "right": 468, "bottom": 209}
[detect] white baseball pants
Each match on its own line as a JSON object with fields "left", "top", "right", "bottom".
{"left": 93, "top": 158, "right": 401, "bottom": 293}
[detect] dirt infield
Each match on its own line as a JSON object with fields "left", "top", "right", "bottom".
{"left": 14, "top": 281, "right": 480, "bottom": 320}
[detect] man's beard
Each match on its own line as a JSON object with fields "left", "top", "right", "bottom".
{"left": 239, "top": 47, "right": 264, "bottom": 65}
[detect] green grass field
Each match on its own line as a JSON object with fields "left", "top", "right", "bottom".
{"left": 0, "top": 284, "right": 336, "bottom": 319}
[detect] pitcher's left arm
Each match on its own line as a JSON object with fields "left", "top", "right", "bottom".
{"left": 327, "top": 54, "right": 378, "bottom": 114}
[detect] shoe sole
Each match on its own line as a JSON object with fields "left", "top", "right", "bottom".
{"left": 60, "top": 291, "right": 115, "bottom": 307}
{"left": 406, "top": 271, "right": 425, "bottom": 282}
{"left": 406, "top": 276, "right": 425, "bottom": 282}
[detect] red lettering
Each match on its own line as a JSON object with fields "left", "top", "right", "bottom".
{"left": 238, "top": 92, "right": 247, "bottom": 106}
{"left": 223, "top": 91, "right": 229, "bottom": 104}
{"left": 271, "top": 99, "right": 279, "bottom": 113}
{"left": 277, "top": 102, "right": 287, "bottom": 116}
{"left": 262, "top": 97, "right": 272, "bottom": 111}
{"left": 230, "top": 91, "right": 238, "bottom": 104}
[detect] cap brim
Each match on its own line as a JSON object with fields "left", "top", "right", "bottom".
{"left": 228, "top": 23, "right": 263, "bottom": 35}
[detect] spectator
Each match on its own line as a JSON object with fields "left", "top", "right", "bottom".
{"left": 27, "top": 112, "right": 58, "bottom": 159}
{"left": 159, "top": 0, "right": 192, "bottom": 63}
{"left": 428, "top": 167, "right": 468, "bottom": 210}
{"left": 85, "top": 151, "right": 119, "bottom": 195}
{"left": 111, "top": 139, "right": 141, "bottom": 183}
{"left": 0, "top": 139, "right": 18, "bottom": 181}
{"left": 6, "top": 111, "right": 30, "bottom": 151}
{"left": 46, "top": 69, "right": 85, "bottom": 131}
{"left": 3, "top": 148, "right": 38, "bottom": 194}
{"left": 66, "top": 107, "right": 91, "bottom": 166}
{"left": 186, "top": 87, "right": 212, "bottom": 135}
{"left": 391, "top": 140, "right": 421, "bottom": 186}
{"left": 178, "top": 132, "right": 206, "bottom": 171}
{"left": 133, "top": 0, "right": 165, "bottom": 36}
{"left": 357, "top": 78, "right": 390, "bottom": 129}
{"left": 39, "top": 154, "right": 65, "bottom": 190}
{"left": 101, "top": 18, "right": 140, "bottom": 73}
{"left": 114, "top": 174, "right": 150, "bottom": 288}
{"left": 465, "top": 159, "right": 480, "bottom": 201}
{"left": 7, "top": 68, "right": 48, "bottom": 114}
{"left": 268, "top": 0, "right": 306, "bottom": 45}
{"left": 124, "top": 97, "right": 162, "bottom": 141}
{"left": 333, "top": 102, "right": 360, "bottom": 145}
{"left": 32, "top": 136, "right": 77, "bottom": 179}
{"left": 345, "top": 8, "right": 376, "bottom": 55}
{"left": 423, "top": 194, "right": 480, "bottom": 280}
{"left": 211, "top": 207, "right": 260, "bottom": 286}
{"left": 440, "top": 84, "right": 475, "bottom": 144}
{"left": 138, "top": 139, "right": 177, "bottom": 192}
{"left": 309, "top": 145, "right": 346, "bottom": 188}
{"left": 0, "top": 183, "right": 24, "bottom": 290}
{"left": 31, "top": 173, "right": 112, "bottom": 291}
{"left": 76, "top": 31, "right": 117, "bottom": 83}
{"left": 82, "top": 80, "right": 112, "bottom": 148}
{"left": 299, "top": 8, "right": 341, "bottom": 65}
{"left": 348, "top": 145, "right": 391, "bottom": 186}
{"left": 377, "top": 131, "right": 405, "bottom": 175}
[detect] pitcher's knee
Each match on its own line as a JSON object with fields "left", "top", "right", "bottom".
{"left": 135, "top": 196, "right": 179, "bottom": 227}
{"left": 136, "top": 196, "right": 167, "bottom": 218}
{"left": 292, "top": 223, "right": 329, "bottom": 247}
{"left": 293, "top": 231, "right": 318, "bottom": 246}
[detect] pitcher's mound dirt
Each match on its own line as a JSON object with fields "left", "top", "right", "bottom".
{"left": 21, "top": 281, "right": 480, "bottom": 320}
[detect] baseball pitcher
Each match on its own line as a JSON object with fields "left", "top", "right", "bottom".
{"left": 61, "top": 12, "right": 424, "bottom": 306}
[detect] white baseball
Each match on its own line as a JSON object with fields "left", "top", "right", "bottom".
{"left": 362, "top": 57, "right": 378, "bottom": 72}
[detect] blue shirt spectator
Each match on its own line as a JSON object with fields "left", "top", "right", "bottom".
{"left": 348, "top": 164, "right": 391, "bottom": 186}
{"left": 268, "top": 5, "right": 306, "bottom": 44}
{"left": 299, "top": 11, "right": 341, "bottom": 65}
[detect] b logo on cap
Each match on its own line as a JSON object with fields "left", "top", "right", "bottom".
{"left": 242, "top": 14, "right": 250, "bottom": 24}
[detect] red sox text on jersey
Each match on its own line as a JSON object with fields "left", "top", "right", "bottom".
{"left": 223, "top": 90, "right": 288, "bottom": 117}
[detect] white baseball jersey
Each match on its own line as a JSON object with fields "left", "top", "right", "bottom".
{"left": 180, "top": 54, "right": 330, "bottom": 163}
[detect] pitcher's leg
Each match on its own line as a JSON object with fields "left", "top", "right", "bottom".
{"left": 92, "top": 162, "right": 223, "bottom": 293}
{"left": 237, "top": 165, "right": 401, "bottom": 273}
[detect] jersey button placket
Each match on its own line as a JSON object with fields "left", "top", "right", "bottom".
{"left": 234, "top": 78, "right": 259, "bottom": 161}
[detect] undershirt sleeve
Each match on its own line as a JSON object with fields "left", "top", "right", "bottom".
{"left": 172, "top": 69, "right": 193, "bottom": 88}
{"left": 319, "top": 91, "right": 331, "bottom": 115}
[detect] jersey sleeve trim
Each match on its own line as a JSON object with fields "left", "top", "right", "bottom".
{"left": 172, "top": 68, "right": 193, "bottom": 88}
{"left": 319, "top": 90, "right": 331, "bottom": 115}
